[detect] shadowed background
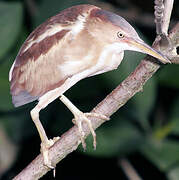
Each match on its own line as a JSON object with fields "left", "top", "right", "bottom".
{"left": 0, "top": 0, "right": 178, "bottom": 179}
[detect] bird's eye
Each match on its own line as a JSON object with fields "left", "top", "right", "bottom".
{"left": 117, "top": 32, "right": 124, "bottom": 38}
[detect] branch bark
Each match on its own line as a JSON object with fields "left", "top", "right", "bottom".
{"left": 154, "top": 0, "right": 165, "bottom": 35}
{"left": 162, "top": 0, "right": 174, "bottom": 35}
{"left": 13, "top": 1, "right": 178, "bottom": 180}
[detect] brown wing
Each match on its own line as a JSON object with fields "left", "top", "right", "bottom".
{"left": 10, "top": 30, "right": 70, "bottom": 107}
{"left": 10, "top": 5, "right": 100, "bottom": 106}
{"left": 10, "top": 5, "right": 98, "bottom": 107}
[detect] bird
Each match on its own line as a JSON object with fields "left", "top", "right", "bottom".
{"left": 9, "top": 4, "right": 170, "bottom": 168}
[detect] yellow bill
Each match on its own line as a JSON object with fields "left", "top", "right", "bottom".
{"left": 130, "top": 39, "right": 171, "bottom": 64}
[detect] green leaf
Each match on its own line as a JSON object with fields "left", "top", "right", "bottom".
{"left": 0, "top": 109, "right": 35, "bottom": 143}
{"left": 131, "top": 78, "right": 156, "bottom": 130}
{"left": 141, "top": 138, "right": 179, "bottom": 171}
{"left": 0, "top": 2, "right": 23, "bottom": 59}
{"left": 0, "top": 77, "right": 13, "bottom": 110}
{"left": 157, "top": 65, "right": 179, "bottom": 89}
{"left": 0, "top": 27, "right": 28, "bottom": 111}
{"left": 169, "top": 96, "right": 179, "bottom": 134}
{"left": 0, "top": 52, "right": 17, "bottom": 110}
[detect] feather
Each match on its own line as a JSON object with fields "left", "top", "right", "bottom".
{"left": 12, "top": 91, "right": 39, "bottom": 107}
{"left": 9, "top": 5, "right": 99, "bottom": 107}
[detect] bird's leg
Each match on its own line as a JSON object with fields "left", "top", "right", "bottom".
{"left": 59, "top": 95, "right": 109, "bottom": 150}
{"left": 31, "top": 106, "right": 60, "bottom": 169}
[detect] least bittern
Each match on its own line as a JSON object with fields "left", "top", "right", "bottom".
{"left": 9, "top": 4, "right": 170, "bottom": 168}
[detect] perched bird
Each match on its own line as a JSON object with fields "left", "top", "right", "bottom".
{"left": 9, "top": 4, "right": 170, "bottom": 168}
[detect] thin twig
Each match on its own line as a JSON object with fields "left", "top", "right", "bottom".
{"left": 168, "top": 22, "right": 179, "bottom": 63}
{"left": 162, "top": 0, "right": 174, "bottom": 35}
{"left": 119, "top": 158, "right": 142, "bottom": 180}
{"left": 25, "top": 0, "right": 38, "bottom": 17}
{"left": 154, "top": 0, "right": 174, "bottom": 35}
{"left": 154, "top": 0, "right": 164, "bottom": 35}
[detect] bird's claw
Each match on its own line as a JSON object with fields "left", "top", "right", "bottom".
{"left": 72, "top": 112, "right": 109, "bottom": 150}
{"left": 40, "top": 137, "right": 60, "bottom": 169}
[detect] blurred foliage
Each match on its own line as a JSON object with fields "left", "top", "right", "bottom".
{"left": 158, "top": 65, "right": 179, "bottom": 89}
{"left": 0, "top": 2, "right": 23, "bottom": 59}
{"left": 0, "top": 0, "right": 178, "bottom": 179}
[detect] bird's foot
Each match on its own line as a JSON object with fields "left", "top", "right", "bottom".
{"left": 40, "top": 136, "right": 60, "bottom": 169}
{"left": 72, "top": 112, "right": 109, "bottom": 150}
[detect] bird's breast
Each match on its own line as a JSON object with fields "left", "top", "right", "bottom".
{"left": 88, "top": 44, "right": 124, "bottom": 77}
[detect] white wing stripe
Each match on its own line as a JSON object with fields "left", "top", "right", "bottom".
{"left": 22, "top": 13, "right": 88, "bottom": 53}
{"left": 9, "top": 61, "right": 16, "bottom": 81}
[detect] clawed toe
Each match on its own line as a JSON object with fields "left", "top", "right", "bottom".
{"left": 41, "top": 137, "right": 60, "bottom": 169}
{"left": 73, "top": 112, "right": 108, "bottom": 150}
{"left": 60, "top": 95, "right": 109, "bottom": 151}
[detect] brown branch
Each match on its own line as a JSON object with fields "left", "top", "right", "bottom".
{"left": 154, "top": 0, "right": 164, "bottom": 35}
{"left": 119, "top": 158, "right": 142, "bottom": 180}
{"left": 13, "top": 3, "right": 178, "bottom": 180}
{"left": 160, "top": 22, "right": 179, "bottom": 64}
{"left": 154, "top": 0, "right": 174, "bottom": 35}
{"left": 162, "top": 0, "right": 174, "bottom": 35}
{"left": 168, "top": 22, "right": 179, "bottom": 63}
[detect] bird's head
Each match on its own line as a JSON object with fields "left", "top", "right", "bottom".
{"left": 86, "top": 7, "right": 170, "bottom": 64}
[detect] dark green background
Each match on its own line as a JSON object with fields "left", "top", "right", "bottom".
{"left": 0, "top": 0, "right": 178, "bottom": 179}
